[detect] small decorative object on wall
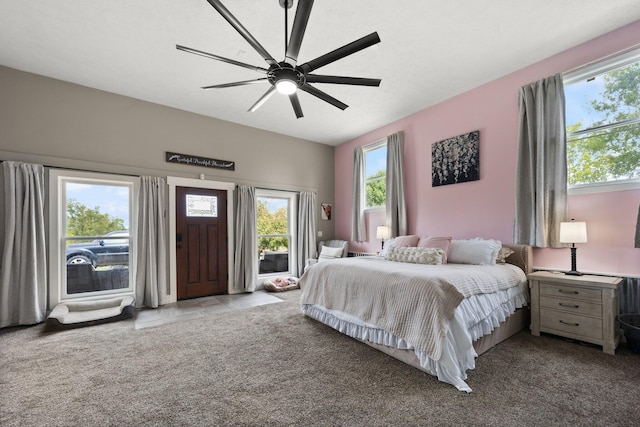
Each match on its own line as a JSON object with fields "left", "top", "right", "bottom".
{"left": 321, "top": 203, "right": 332, "bottom": 220}
{"left": 166, "top": 152, "right": 235, "bottom": 171}
{"left": 431, "top": 130, "right": 479, "bottom": 187}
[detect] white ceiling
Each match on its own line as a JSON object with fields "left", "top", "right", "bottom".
{"left": 2, "top": 1, "right": 640, "bottom": 146}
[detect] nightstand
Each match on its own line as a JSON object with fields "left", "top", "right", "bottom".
{"left": 528, "top": 271, "right": 622, "bottom": 355}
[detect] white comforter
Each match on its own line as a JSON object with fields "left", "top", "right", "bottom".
{"left": 299, "top": 256, "right": 528, "bottom": 392}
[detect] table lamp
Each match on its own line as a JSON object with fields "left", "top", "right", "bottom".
{"left": 559, "top": 219, "right": 588, "bottom": 276}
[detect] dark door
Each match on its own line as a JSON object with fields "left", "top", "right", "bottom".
{"left": 176, "top": 186, "right": 228, "bottom": 299}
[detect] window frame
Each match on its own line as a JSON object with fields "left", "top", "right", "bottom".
{"left": 49, "top": 169, "right": 138, "bottom": 307}
{"left": 564, "top": 48, "right": 640, "bottom": 194}
{"left": 363, "top": 138, "right": 388, "bottom": 211}
{"left": 255, "top": 189, "right": 298, "bottom": 278}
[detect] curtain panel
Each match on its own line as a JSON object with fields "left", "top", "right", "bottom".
{"left": 351, "top": 146, "right": 366, "bottom": 242}
{"left": 514, "top": 73, "right": 568, "bottom": 247}
{"left": 0, "top": 161, "right": 47, "bottom": 328}
{"left": 635, "top": 204, "right": 640, "bottom": 249}
{"left": 233, "top": 185, "right": 257, "bottom": 293}
{"left": 385, "top": 131, "right": 407, "bottom": 237}
{"left": 135, "top": 176, "right": 168, "bottom": 308}
{"left": 297, "top": 192, "right": 317, "bottom": 276}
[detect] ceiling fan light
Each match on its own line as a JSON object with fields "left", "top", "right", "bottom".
{"left": 276, "top": 79, "right": 298, "bottom": 95}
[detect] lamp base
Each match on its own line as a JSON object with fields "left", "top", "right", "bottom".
{"left": 565, "top": 270, "right": 583, "bottom": 276}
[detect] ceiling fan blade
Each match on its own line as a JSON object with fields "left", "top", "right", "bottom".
{"left": 299, "top": 84, "right": 348, "bottom": 110}
{"left": 299, "top": 32, "right": 381, "bottom": 74}
{"left": 285, "top": 0, "right": 314, "bottom": 65}
{"left": 248, "top": 86, "right": 277, "bottom": 112}
{"left": 176, "top": 45, "right": 268, "bottom": 73}
{"left": 289, "top": 93, "right": 304, "bottom": 118}
{"left": 206, "top": 0, "right": 278, "bottom": 67}
{"left": 202, "top": 78, "right": 268, "bottom": 90}
{"left": 305, "top": 74, "right": 381, "bottom": 87}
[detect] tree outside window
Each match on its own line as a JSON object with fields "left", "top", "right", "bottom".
{"left": 565, "top": 56, "right": 640, "bottom": 187}
{"left": 365, "top": 143, "right": 387, "bottom": 208}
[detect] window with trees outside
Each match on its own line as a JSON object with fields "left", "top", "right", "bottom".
{"left": 564, "top": 48, "right": 640, "bottom": 192}
{"left": 256, "top": 190, "right": 297, "bottom": 276}
{"left": 365, "top": 141, "right": 387, "bottom": 208}
{"left": 49, "top": 170, "right": 137, "bottom": 306}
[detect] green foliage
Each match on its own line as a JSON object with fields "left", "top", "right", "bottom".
{"left": 567, "top": 63, "right": 640, "bottom": 185}
{"left": 257, "top": 199, "right": 289, "bottom": 253}
{"left": 366, "top": 170, "right": 386, "bottom": 207}
{"left": 66, "top": 199, "right": 125, "bottom": 237}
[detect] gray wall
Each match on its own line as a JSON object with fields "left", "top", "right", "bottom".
{"left": 0, "top": 65, "right": 335, "bottom": 257}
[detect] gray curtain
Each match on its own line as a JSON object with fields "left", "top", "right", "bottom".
{"left": 0, "top": 162, "right": 47, "bottom": 328}
{"left": 297, "top": 191, "right": 317, "bottom": 276}
{"left": 135, "top": 176, "right": 168, "bottom": 308}
{"left": 635, "top": 204, "right": 640, "bottom": 248}
{"left": 386, "top": 131, "right": 407, "bottom": 237}
{"left": 620, "top": 277, "right": 640, "bottom": 314}
{"left": 514, "top": 73, "right": 568, "bottom": 247}
{"left": 351, "top": 146, "right": 366, "bottom": 241}
{"left": 233, "top": 185, "right": 257, "bottom": 293}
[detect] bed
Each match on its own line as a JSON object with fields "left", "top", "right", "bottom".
{"left": 299, "top": 240, "right": 532, "bottom": 392}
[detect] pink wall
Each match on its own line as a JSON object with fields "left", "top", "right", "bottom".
{"left": 335, "top": 20, "right": 640, "bottom": 276}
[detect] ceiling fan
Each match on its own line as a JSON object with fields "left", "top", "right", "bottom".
{"left": 176, "top": 0, "right": 381, "bottom": 119}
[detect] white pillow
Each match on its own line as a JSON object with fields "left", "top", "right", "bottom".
{"left": 379, "top": 237, "right": 396, "bottom": 257}
{"left": 318, "top": 245, "right": 343, "bottom": 261}
{"left": 385, "top": 246, "right": 444, "bottom": 265}
{"left": 448, "top": 239, "right": 502, "bottom": 265}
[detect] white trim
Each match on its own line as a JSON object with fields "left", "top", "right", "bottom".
{"left": 48, "top": 169, "right": 138, "bottom": 308}
{"left": 363, "top": 137, "right": 387, "bottom": 152}
{"left": 563, "top": 46, "right": 640, "bottom": 84}
{"left": 568, "top": 178, "right": 640, "bottom": 195}
{"left": 167, "top": 177, "right": 236, "bottom": 300}
{"left": 256, "top": 188, "right": 298, "bottom": 280}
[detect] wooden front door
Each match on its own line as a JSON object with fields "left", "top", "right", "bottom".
{"left": 176, "top": 186, "right": 228, "bottom": 299}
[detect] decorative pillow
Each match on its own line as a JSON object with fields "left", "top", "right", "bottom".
{"left": 379, "top": 237, "right": 396, "bottom": 257}
{"left": 417, "top": 236, "right": 452, "bottom": 264}
{"left": 318, "top": 245, "right": 343, "bottom": 261}
{"left": 448, "top": 238, "right": 502, "bottom": 265}
{"left": 496, "top": 246, "right": 515, "bottom": 264}
{"left": 385, "top": 246, "right": 444, "bottom": 265}
{"left": 392, "top": 235, "right": 420, "bottom": 247}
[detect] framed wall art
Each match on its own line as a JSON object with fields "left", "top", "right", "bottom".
{"left": 321, "top": 203, "right": 332, "bottom": 220}
{"left": 431, "top": 130, "right": 479, "bottom": 187}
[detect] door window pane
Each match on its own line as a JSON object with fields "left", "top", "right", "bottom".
{"left": 186, "top": 194, "right": 218, "bottom": 217}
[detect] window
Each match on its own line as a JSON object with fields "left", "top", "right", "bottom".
{"left": 364, "top": 140, "right": 387, "bottom": 208}
{"left": 49, "top": 170, "right": 137, "bottom": 306}
{"left": 564, "top": 48, "right": 640, "bottom": 192}
{"left": 256, "top": 189, "right": 297, "bottom": 276}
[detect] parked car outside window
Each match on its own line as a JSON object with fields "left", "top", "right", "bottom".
{"left": 65, "top": 230, "right": 129, "bottom": 267}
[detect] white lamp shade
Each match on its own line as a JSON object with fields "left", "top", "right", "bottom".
{"left": 376, "top": 225, "right": 390, "bottom": 240}
{"left": 559, "top": 221, "right": 588, "bottom": 243}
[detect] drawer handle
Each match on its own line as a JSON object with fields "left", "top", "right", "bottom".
{"left": 559, "top": 303, "right": 579, "bottom": 308}
{"left": 558, "top": 289, "right": 579, "bottom": 295}
{"left": 559, "top": 320, "right": 579, "bottom": 327}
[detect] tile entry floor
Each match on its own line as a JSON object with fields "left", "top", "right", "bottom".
{"left": 133, "top": 291, "right": 284, "bottom": 329}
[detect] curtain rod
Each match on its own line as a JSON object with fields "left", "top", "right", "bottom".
{"left": 562, "top": 41, "right": 640, "bottom": 76}
{"left": 0, "top": 160, "right": 140, "bottom": 178}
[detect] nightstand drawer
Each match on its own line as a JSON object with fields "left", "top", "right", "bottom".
{"left": 539, "top": 295, "right": 602, "bottom": 317}
{"left": 540, "top": 282, "right": 602, "bottom": 303}
{"left": 540, "top": 309, "right": 603, "bottom": 341}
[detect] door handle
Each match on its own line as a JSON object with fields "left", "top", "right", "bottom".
{"left": 177, "top": 233, "right": 183, "bottom": 242}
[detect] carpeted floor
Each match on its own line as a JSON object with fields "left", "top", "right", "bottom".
{"left": 1, "top": 289, "right": 639, "bottom": 427}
